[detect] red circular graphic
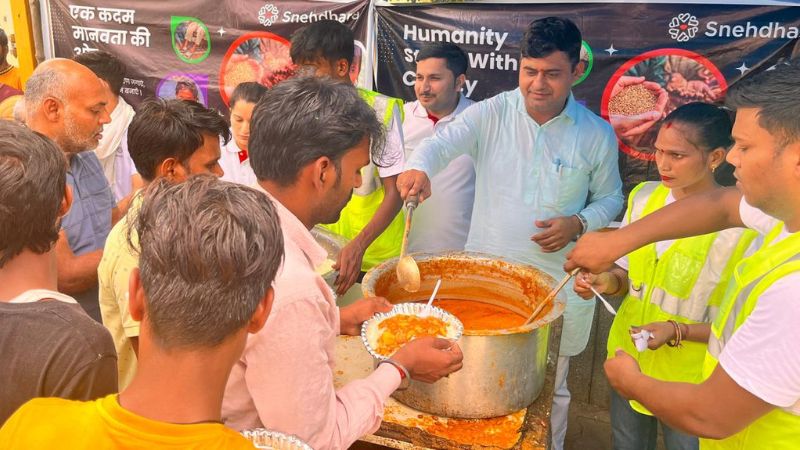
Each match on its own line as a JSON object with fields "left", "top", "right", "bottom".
{"left": 219, "top": 32, "right": 293, "bottom": 106}
{"left": 601, "top": 48, "right": 728, "bottom": 161}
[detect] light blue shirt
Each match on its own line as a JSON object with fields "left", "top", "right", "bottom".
{"left": 407, "top": 88, "right": 623, "bottom": 355}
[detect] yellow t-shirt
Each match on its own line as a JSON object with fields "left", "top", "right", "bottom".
{"left": 0, "top": 65, "right": 22, "bottom": 90}
{"left": 0, "top": 395, "right": 255, "bottom": 449}
{"left": 98, "top": 193, "right": 143, "bottom": 390}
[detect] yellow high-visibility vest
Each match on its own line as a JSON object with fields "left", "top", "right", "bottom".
{"left": 700, "top": 223, "right": 800, "bottom": 450}
{"left": 607, "top": 182, "right": 756, "bottom": 415}
{"left": 321, "top": 88, "right": 405, "bottom": 271}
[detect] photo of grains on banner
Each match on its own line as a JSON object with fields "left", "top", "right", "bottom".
{"left": 601, "top": 48, "right": 728, "bottom": 161}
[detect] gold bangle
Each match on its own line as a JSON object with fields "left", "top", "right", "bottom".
{"left": 666, "top": 320, "right": 682, "bottom": 348}
{"left": 609, "top": 271, "right": 625, "bottom": 296}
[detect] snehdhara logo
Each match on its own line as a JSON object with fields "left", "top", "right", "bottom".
{"left": 669, "top": 13, "right": 699, "bottom": 42}
{"left": 259, "top": 2, "right": 359, "bottom": 28}
{"left": 669, "top": 13, "right": 799, "bottom": 42}
{"left": 258, "top": 4, "right": 279, "bottom": 27}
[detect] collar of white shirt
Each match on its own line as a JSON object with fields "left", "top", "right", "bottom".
{"left": 411, "top": 93, "right": 473, "bottom": 124}
{"left": 513, "top": 89, "right": 579, "bottom": 126}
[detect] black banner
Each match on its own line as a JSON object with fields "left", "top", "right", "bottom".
{"left": 47, "top": 0, "right": 370, "bottom": 111}
{"left": 376, "top": 3, "right": 800, "bottom": 192}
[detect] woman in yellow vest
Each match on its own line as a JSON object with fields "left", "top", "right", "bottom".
{"left": 575, "top": 102, "right": 756, "bottom": 450}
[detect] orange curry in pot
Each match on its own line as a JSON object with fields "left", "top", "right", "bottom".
{"left": 415, "top": 299, "right": 527, "bottom": 331}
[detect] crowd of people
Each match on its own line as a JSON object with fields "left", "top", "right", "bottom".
{"left": 0, "top": 15, "right": 797, "bottom": 450}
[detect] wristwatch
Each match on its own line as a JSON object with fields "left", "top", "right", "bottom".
{"left": 574, "top": 213, "right": 588, "bottom": 237}
{"left": 379, "top": 358, "right": 411, "bottom": 390}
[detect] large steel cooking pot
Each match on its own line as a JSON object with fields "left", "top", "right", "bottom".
{"left": 362, "top": 251, "right": 566, "bottom": 419}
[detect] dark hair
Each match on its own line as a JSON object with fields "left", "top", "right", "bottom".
{"left": 133, "top": 175, "right": 283, "bottom": 349}
{"left": 230, "top": 81, "right": 268, "bottom": 109}
{"left": 416, "top": 43, "right": 469, "bottom": 77}
{"left": 249, "top": 76, "right": 386, "bottom": 186}
{"left": 290, "top": 20, "right": 354, "bottom": 66}
{"left": 662, "top": 102, "right": 733, "bottom": 152}
{"left": 128, "top": 98, "right": 230, "bottom": 181}
{"left": 73, "top": 51, "right": 126, "bottom": 94}
{"left": 175, "top": 79, "right": 198, "bottom": 98}
{"left": 521, "top": 17, "right": 582, "bottom": 68}
{"left": 0, "top": 28, "right": 7, "bottom": 48}
{"left": 0, "top": 121, "right": 67, "bottom": 268}
{"left": 726, "top": 61, "right": 800, "bottom": 149}
{"left": 661, "top": 102, "right": 735, "bottom": 186}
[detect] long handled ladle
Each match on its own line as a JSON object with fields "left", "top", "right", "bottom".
{"left": 524, "top": 268, "right": 581, "bottom": 326}
{"left": 396, "top": 195, "right": 421, "bottom": 292}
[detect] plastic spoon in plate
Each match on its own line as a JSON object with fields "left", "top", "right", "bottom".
{"left": 420, "top": 278, "right": 442, "bottom": 317}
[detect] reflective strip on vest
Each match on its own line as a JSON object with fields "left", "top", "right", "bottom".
{"left": 625, "top": 182, "right": 755, "bottom": 322}
{"left": 320, "top": 89, "right": 405, "bottom": 271}
{"left": 353, "top": 89, "right": 402, "bottom": 197}
{"left": 700, "top": 223, "right": 800, "bottom": 450}
{"left": 608, "top": 182, "right": 755, "bottom": 416}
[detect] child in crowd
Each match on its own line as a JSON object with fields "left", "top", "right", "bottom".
{"left": 220, "top": 82, "right": 267, "bottom": 186}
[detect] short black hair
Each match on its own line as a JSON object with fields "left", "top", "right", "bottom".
{"left": 0, "top": 28, "right": 7, "bottom": 48}
{"left": 416, "top": 43, "right": 469, "bottom": 78}
{"left": 290, "top": 20, "right": 354, "bottom": 66}
{"left": 230, "top": 81, "right": 268, "bottom": 109}
{"left": 726, "top": 61, "right": 800, "bottom": 149}
{"left": 133, "top": 175, "right": 284, "bottom": 349}
{"left": 0, "top": 121, "right": 67, "bottom": 268}
{"left": 74, "top": 50, "right": 126, "bottom": 93}
{"left": 521, "top": 17, "right": 582, "bottom": 68}
{"left": 128, "top": 99, "right": 230, "bottom": 181}
{"left": 249, "top": 76, "right": 385, "bottom": 186}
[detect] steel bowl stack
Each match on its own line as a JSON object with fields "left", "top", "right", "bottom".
{"left": 309, "top": 226, "right": 349, "bottom": 288}
{"left": 241, "top": 428, "right": 313, "bottom": 450}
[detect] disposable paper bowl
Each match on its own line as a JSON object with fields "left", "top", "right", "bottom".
{"left": 361, "top": 302, "right": 463, "bottom": 361}
{"left": 241, "top": 428, "right": 313, "bottom": 450}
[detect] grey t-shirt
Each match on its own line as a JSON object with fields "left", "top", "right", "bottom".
{"left": 0, "top": 295, "right": 118, "bottom": 425}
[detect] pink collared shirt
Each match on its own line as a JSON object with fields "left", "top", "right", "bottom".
{"left": 222, "top": 184, "right": 401, "bottom": 450}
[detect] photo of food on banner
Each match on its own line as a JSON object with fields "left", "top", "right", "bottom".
{"left": 607, "top": 54, "right": 724, "bottom": 151}
{"left": 174, "top": 20, "right": 209, "bottom": 62}
{"left": 220, "top": 34, "right": 364, "bottom": 102}
{"left": 221, "top": 35, "right": 295, "bottom": 100}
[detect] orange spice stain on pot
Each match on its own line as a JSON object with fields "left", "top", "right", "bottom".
{"left": 402, "top": 410, "right": 526, "bottom": 448}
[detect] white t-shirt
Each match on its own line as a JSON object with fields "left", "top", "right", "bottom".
{"left": 8, "top": 289, "right": 77, "bottom": 304}
{"left": 403, "top": 95, "right": 476, "bottom": 253}
{"left": 377, "top": 104, "right": 405, "bottom": 179}
{"left": 219, "top": 137, "right": 257, "bottom": 187}
{"left": 717, "top": 198, "right": 800, "bottom": 413}
{"left": 352, "top": 103, "right": 405, "bottom": 197}
{"left": 615, "top": 191, "right": 677, "bottom": 270}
